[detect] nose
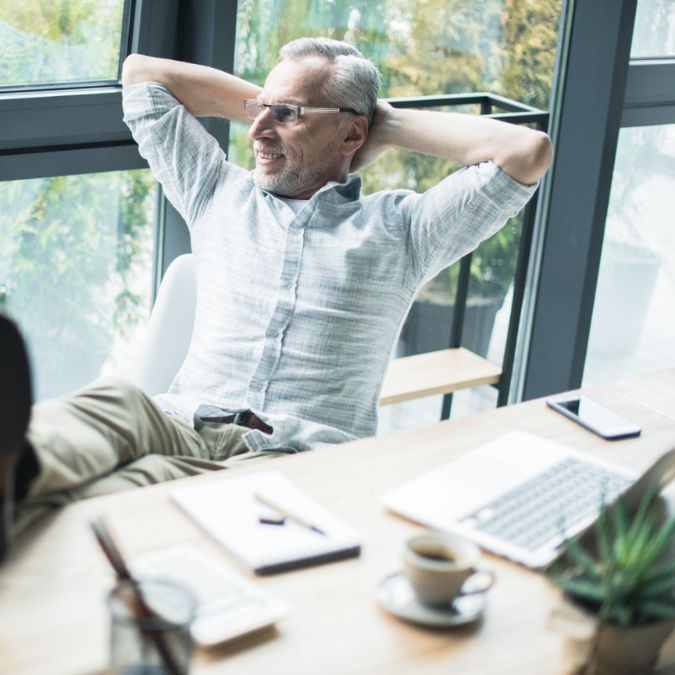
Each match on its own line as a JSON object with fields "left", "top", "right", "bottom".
{"left": 247, "top": 106, "right": 276, "bottom": 141}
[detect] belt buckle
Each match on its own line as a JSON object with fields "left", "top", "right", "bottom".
{"left": 232, "top": 409, "right": 249, "bottom": 426}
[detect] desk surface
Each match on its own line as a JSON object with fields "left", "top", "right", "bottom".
{"left": 3, "top": 369, "right": 675, "bottom": 675}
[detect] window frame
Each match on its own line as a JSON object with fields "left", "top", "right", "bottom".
{"left": 0, "top": 0, "right": 180, "bottom": 180}
{"left": 518, "top": 0, "right": 675, "bottom": 400}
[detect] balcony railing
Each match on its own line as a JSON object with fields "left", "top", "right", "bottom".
{"left": 387, "top": 93, "right": 549, "bottom": 416}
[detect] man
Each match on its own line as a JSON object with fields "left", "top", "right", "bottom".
{"left": 0, "top": 38, "right": 551, "bottom": 561}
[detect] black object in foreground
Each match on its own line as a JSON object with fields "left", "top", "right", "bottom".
{"left": 90, "top": 517, "right": 188, "bottom": 675}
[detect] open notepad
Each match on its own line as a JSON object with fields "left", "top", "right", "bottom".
{"left": 172, "top": 471, "right": 362, "bottom": 574}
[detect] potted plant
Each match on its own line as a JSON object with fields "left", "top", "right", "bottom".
{"left": 549, "top": 489, "right": 675, "bottom": 675}
{"left": 588, "top": 127, "right": 663, "bottom": 358}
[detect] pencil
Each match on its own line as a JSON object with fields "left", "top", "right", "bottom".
{"left": 254, "top": 492, "right": 327, "bottom": 536}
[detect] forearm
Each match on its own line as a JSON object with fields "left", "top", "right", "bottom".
{"left": 379, "top": 107, "right": 552, "bottom": 185}
{"left": 121, "top": 54, "right": 260, "bottom": 122}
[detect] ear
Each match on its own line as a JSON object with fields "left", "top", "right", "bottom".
{"left": 339, "top": 116, "right": 369, "bottom": 157}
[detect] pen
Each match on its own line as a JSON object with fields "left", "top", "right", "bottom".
{"left": 254, "top": 492, "right": 327, "bottom": 536}
{"left": 90, "top": 518, "right": 183, "bottom": 675}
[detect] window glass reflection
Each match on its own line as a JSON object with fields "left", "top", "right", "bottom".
{"left": 0, "top": 170, "right": 156, "bottom": 399}
{"left": 0, "top": 0, "right": 126, "bottom": 88}
{"left": 584, "top": 126, "right": 675, "bottom": 385}
{"left": 631, "top": 0, "right": 675, "bottom": 58}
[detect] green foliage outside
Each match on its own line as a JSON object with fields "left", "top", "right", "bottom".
{"left": 1, "top": 1, "right": 154, "bottom": 399}
{"left": 232, "top": 0, "right": 561, "bottom": 308}
{"left": 0, "top": 172, "right": 155, "bottom": 399}
{"left": 0, "top": 0, "right": 124, "bottom": 87}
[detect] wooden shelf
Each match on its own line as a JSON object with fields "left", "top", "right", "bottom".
{"left": 380, "top": 347, "right": 502, "bottom": 406}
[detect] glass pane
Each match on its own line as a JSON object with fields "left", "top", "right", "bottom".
{"left": 234, "top": 0, "right": 561, "bottom": 105}
{"left": 463, "top": 212, "right": 524, "bottom": 361}
{"left": 631, "top": 0, "right": 675, "bottom": 58}
{"left": 0, "top": 0, "right": 126, "bottom": 88}
{"left": 584, "top": 125, "right": 675, "bottom": 386}
{"left": 231, "top": 0, "right": 561, "bottom": 167}
{"left": 0, "top": 170, "right": 157, "bottom": 400}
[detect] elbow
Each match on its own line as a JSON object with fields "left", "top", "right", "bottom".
{"left": 122, "top": 54, "right": 154, "bottom": 88}
{"left": 496, "top": 130, "right": 553, "bottom": 186}
{"left": 531, "top": 130, "right": 553, "bottom": 179}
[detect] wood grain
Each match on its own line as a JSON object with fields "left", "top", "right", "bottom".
{"left": 380, "top": 347, "right": 502, "bottom": 405}
{"left": 2, "top": 369, "right": 675, "bottom": 675}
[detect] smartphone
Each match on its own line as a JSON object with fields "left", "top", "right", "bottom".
{"left": 546, "top": 395, "right": 641, "bottom": 440}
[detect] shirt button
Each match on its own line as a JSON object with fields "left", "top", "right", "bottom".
{"left": 268, "top": 329, "right": 279, "bottom": 338}
{"left": 250, "top": 381, "right": 262, "bottom": 391}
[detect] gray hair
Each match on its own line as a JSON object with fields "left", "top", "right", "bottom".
{"left": 278, "top": 37, "right": 381, "bottom": 124}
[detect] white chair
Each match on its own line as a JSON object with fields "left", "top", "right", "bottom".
{"left": 134, "top": 254, "right": 501, "bottom": 403}
{"left": 134, "top": 254, "right": 196, "bottom": 396}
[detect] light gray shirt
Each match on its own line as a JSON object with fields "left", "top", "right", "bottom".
{"left": 123, "top": 82, "right": 537, "bottom": 452}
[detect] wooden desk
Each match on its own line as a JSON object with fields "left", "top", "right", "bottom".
{"left": 3, "top": 369, "right": 675, "bottom": 675}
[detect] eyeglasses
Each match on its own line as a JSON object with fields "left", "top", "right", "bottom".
{"left": 244, "top": 99, "right": 361, "bottom": 125}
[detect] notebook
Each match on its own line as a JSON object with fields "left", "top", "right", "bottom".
{"left": 383, "top": 430, "right": 675, "bottom": 569}
{"left": 172, "top": 471, "right": 362, "bottom": 574}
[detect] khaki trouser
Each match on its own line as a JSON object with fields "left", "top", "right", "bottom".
{"left": 20, "top": 376, "right": 287, "bottom": 516}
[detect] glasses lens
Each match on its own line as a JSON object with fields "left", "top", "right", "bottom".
{"left": 272, "top": 105, "right": 297, "bottom": 124}
{"left": 245, "top": 100, "right": 262, "bottom": 119}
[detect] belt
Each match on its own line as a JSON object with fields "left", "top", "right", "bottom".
{"left": 196, "top": 406, "right": 274, "bottom": 435}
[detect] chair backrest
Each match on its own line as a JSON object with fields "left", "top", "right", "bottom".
{"left": 133, "top": 254, "right": 196, "bottom": 396}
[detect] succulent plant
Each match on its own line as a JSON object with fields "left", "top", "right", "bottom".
{"left": 552, "top": 489, "right": 675, "bottom": 626}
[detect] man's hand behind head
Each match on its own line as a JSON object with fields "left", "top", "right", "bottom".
{"left": 349, "top": 100, "right": 395, "bottom": 173}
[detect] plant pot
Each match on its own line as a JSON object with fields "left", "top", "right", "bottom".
{"left": 584, "top": 619, "right": 675, "bottom": 675}
{"left": 588, "top": 240, "right": 661, "bottom": 356}
{"left": 552, "top": 599, "right": 675, "bottom": 675}
{"left": 400, "top": 296, "right": 504, "bottom": 358}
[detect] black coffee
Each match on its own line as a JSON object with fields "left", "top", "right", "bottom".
{"left": 414, "top": 544, "right": 464, "bottom": 564}
{"left": 419, "top": 551, "right": 455, "bottom": 562}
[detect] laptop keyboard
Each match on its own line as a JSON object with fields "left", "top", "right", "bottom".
{"left": 459, "top": 457, "right": 632, "bottom": 552}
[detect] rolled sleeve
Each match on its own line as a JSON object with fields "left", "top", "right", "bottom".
{"left": 400, "top": 161, "right": 538, "bottom": 284}
{"left": 123, "top": 82, "right": 228, "bottom": 226}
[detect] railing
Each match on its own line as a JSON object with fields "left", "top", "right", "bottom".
{"left": 387, "top": 93, "right": 549, "bottom": 417}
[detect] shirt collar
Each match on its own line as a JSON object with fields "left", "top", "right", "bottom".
{"left": 253, "top": 173, "right": 362, "bottom": 204}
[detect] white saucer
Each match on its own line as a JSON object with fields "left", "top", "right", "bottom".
{"left": 377, "top": 573, "right": 487, "bottom": 627}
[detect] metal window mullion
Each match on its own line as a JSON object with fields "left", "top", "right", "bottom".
{"left": 520, "top": 0, "right": 639, "bottom": 400}
{"left": 496, "top": 191, "right": 540, "bottom": 407}
{"left": 130, "top": 0, "right": 180, "bottom": 58}
{"left": 440, "top": 252, "right": 473, "bottom": 420}
{"left": 157, "top": 0, "right": 239, "bottom": 279}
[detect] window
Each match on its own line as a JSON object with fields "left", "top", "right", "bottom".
{"left": 0, "top": 0, "right": 128, "bottom": 89}
{"left": 0, "top": 169, "right": 157, "bottom": 399}
{"left": 583, "top": 125, "right": 675, "bottom": 386}
{"left": 0, "top": 0, "right": 175, "bottom": 399}
{"left": 631, "top": 0, "right": 675, "bottom": 58}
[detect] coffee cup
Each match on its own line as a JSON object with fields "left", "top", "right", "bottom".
{"left": 403, "top": 531, "right": 495, "bottom": 607}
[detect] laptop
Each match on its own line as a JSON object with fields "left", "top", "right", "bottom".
{"left": 383, "top": 430, "right": 675, "bottom": 568}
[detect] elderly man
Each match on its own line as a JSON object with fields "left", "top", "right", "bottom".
{"left": 0, "top": 38, "right": 551, "bottom": 560}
